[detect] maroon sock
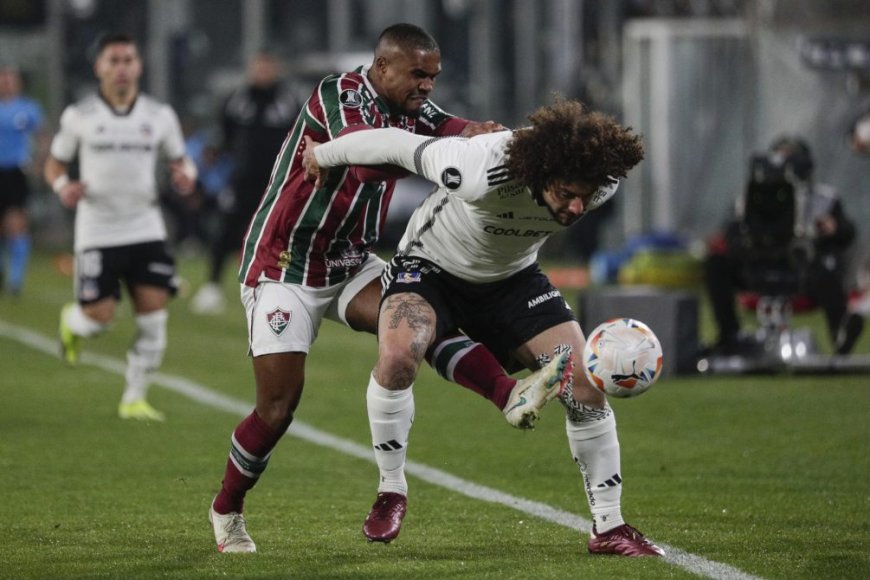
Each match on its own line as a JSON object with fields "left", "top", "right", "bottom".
{"left": 213, "top": 411, "right": 283, "bottom": 514}
{"left": 428, "top": 336, "right": 516, "bottom": 410}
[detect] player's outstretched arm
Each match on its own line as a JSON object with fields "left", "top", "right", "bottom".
{"left": 312, "top": 127, "right": 428, "bottom": 176}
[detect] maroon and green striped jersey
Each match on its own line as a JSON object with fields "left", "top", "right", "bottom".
{"left": 238, "top": 65, "right": 469, "bottom": 288}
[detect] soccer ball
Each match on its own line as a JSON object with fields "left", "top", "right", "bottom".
{"left": 583, "top": 318, "right": 663, "bottom": 398}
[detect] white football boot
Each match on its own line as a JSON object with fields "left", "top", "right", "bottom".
{"left": 503, "top": 351, "right": 574, "bottom": 429}
{"left": 209, "top": 501, "right": 257, "bottom": 553}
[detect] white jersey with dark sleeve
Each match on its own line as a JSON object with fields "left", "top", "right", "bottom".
{"left": 313, "top": 128, "right": 566, "bottom": 282}
{"left": 49, "top": 93, "right": 187, "bottom": 251}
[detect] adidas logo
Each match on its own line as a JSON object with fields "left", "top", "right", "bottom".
{"left": 486, "top": 164, "right": 511, "bottom": 186}
{"left": 596, "top": 473, "right": 623, "bottom": 488}
{"left": 374, "top": 440, "right": 404, "bottom": 451}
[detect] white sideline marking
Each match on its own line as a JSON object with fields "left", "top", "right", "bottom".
{"left": 0, "top": 319, "right": 761, "bottom": 580}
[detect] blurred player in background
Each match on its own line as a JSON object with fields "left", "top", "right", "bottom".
{"left": 0, "top": 64, "right": 43, "bottom": 296}
{"left": 207, "top": 23, "right": 567, "bottom": 554}
{"left": 305, "top": 99, "right": 664, "bottom": 557}
{"left": 44, "top": 33, "right": 196, "bottom": 421}
{"left": 191, "top": 50, "right": 301, "bottom": 314}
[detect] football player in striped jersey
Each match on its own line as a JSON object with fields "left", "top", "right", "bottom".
{"left": 208, "top": 23, "right": 566, "bottom": 553}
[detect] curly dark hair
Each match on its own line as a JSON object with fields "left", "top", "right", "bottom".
{"left": 505, "top": 100, "right": 644, "bottom": 198}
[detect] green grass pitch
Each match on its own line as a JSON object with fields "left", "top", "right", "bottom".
{"left": 1, "top": 252, "right": 868, "bottom": 578}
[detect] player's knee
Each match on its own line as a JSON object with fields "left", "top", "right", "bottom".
{"left": 255, "top": 378, "right": 302, "bottom": 431}
{"left": 83, "top": 300, "right": 117, "bottom": 325}
{"left": 257, "top": 397, "right": 297, "bottom": 432}
{"left": 375, "top": 348, "right": 420, "bottom": 389}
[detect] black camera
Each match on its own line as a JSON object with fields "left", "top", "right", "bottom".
{"left": 743, "top": 154, "right": 797, "bottom": 253}
{"left": 738, "top": 151, "right": 814, "bottom": 295}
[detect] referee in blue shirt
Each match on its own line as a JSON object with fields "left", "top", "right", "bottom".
{"left": 0, "top": 64, "right": 43, "bottom": 295}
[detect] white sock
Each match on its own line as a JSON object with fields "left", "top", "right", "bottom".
{"left": 565, "top": 406, "right": 625, "bottom": 533}
{"left": 122, "top": 310, "right": 167, "bottom": 405}
{"left": 64, "top": 304, "right": 107, "bottom": 337}
{"left": 367, "top": 374, "right": 414, "bottom": 496}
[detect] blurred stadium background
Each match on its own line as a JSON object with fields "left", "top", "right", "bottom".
{"left": 3, "top": 3, "right": 870, "bottom": 577}
{"left": 3, "top": 0, "right": 869, "bottom": 263}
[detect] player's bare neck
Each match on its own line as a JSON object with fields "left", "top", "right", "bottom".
{"left": 366, "top": 67, "right": 383, "bottom": 95}
{"left": 101, "top": 88, "right": 138, "bottom": 114}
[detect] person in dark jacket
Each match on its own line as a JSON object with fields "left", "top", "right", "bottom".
{"left": 192, "top": 50, "right": 301, "bottom": 314}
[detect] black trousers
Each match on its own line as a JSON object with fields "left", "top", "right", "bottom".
{"left": 207, "top": 180, "right": 264, "bottom": 283}
{"left": 704, "top": 251, "right": 849, "bottom": 346}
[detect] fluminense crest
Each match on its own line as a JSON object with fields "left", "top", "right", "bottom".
{"left": 266, "top": 308, "right": 291, "bottom": 336}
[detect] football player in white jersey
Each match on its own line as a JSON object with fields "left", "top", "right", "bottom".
{"left": 44, "top": 33, "right": 196, "bottom": 421}
{"left": 304, "top": 99, "right": 665, "bottom": 557}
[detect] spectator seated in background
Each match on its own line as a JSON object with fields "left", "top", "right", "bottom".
{"left": 704, "top": 136, "right": 864, "bottom": 356}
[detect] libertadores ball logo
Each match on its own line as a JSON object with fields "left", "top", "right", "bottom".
{"left": 266, "top": 308, "right": 291, "bottom": 336}
{"left": 339, "top": 89, "right": 363, "bottom": 108}
{"left": 441, "top": 167, "right": 462, "bottom": 190}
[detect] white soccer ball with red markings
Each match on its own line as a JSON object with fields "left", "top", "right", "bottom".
{"left": 583, "top": 318, "right": 663, "bottom": 398}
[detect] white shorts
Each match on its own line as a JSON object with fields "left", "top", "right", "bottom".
{"left": 241, "top": 254, "right": 385, "bottom": 356}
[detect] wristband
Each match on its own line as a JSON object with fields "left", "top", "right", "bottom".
{"left": 52, "top": 174, "right": 70, "bottom": 195}
{"left": 180, "top": 157, "right": 198, "bottom": 182}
